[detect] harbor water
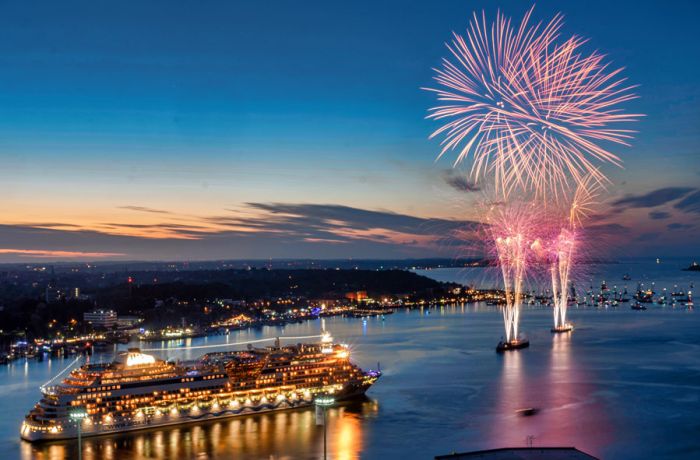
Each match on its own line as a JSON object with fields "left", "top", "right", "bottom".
{"left": 1, "top": 260, "right": 699, "bottom": 459}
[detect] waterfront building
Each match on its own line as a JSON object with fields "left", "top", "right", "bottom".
{"left": 83, "top": 310, "right": 118, "bottom": 329}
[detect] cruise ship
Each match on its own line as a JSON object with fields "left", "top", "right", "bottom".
{"left": 21, "top": 332, "right": 380, "bottom": 442}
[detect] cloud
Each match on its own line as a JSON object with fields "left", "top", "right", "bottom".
{"left": 648, "top": 211, "right": 671, "bottom": 220}
{"left": 443, "top": 172, "right": 481, "bottom": 193}
{"left": 118, "top": 205, "right": 171, "bottom": 214}
{"left": 0, "top": 249, "right": 124, "bottom": 258}
{"left": 6, "top": 196, "right": 696, "bottom": 262}
{"left": 0, "top": 203, "right": 481, "bottom": 262}
{"left": 674, "top": 190, "right": 700, "bottom": 214}
{"left": 612, "top": 187, "right": 696, "bottom": 209}
{"left": 241, "top": 202, "right": 478, "bottom": 235}
{"left": 667, "top": 222, "right": 694, "bottom": 230}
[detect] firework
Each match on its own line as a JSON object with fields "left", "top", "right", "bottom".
{"left": 542, "top": 176, "right": 603, "bottom": 331}
{"left": 487, "top": 202, "right": 539, "bottom": 343}
{"left": 568, "top": 172, "right": 604, "bottom": 229}
{"left": 426, "top": 7, "right": 640, "bottom": 200}
{"left": 550, "top": 228, "right": 575, "bottom": 330}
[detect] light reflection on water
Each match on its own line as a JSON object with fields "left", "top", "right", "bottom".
{"left": 21, "top": 400, "right": 376, "bottom": 460}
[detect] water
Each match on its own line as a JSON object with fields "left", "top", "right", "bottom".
{"left": 413, "top": 257, "right": 698, "bottom": 294}
{"left": 2, "top": 261, "right": 700, "bottom": 459}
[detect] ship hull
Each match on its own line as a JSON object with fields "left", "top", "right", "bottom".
{"left": 22, "top": 381, "right": 373, "bottom": 442}
{"left": 22, "top": 398, "right": 312, "bottom": 442}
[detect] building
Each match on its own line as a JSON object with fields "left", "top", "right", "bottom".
{"left": 345, "top": 291, "right": 368, "bottom": 302}
{"left": 44, "top": 286, "right": 61, "bottom": 303}
{"left": 115, "top": 315, "right": 142, "bottom": 329}
{"left": 83, "top": 310, "right": 118, "bottom": 328}
{"left": 435, "top": 447, "right": 599, "bottom": 460}
{"left": 221, "top": 299, "right": 247, "bottom": 307}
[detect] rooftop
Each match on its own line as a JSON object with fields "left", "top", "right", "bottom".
{"left": 435, "top": 447, "right": 599, "bottom": 460}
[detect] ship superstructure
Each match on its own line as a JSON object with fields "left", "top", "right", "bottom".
{"left": 21, "top": 333, "right": 380, "bottom": 441}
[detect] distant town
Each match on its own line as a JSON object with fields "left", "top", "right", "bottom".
{"left": 0, "top": 260, "right": 504, "bottom": 363}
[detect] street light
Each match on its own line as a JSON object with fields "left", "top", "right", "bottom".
{"left": 70, "top": 409, "right": 88, "bottom": 460}
{"left": 314, "top": 395, "right": 335, "bottom": 460}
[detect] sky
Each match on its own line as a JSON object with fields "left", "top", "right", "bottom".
{"left": 0, "top": 0, "right": 699, "bottom": 262}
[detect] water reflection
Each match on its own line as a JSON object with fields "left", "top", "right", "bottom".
{"left": 22, "top": 398, "right": 377, "bottom": 460}
{"left": 541, "top": 333, "right": 611, "bottom": 456}
{"left": 489, "top": 347, "right": 526, "bottom": 446}
{"left": 487, "top": 333, "right": 612, "bottom": 456}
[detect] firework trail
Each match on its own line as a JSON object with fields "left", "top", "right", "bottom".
{"left": 487, "top": 202, "right": 539, "bottom": 342}
{"left": 545, "top": 175, "right": 604, "bottom": 330}
{"left": 425, "top": 7, "right": 640, "bottom": 201}
{"left": 550, "top": 228, "right": 575, "bottom": 330}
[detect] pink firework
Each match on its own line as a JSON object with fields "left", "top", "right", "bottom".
{"left": 529, "top": 176, "right": 602, "bottom": 330}
{"left": 426, "top": 7, "right": 641, "bottom": 200}
{"left": 486, "top": 201, "right": 541, "bottom": 342}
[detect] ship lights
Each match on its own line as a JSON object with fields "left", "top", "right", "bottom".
{"left": 314, "top": 395, "right": 335, "bottom": 407}
{"left": 70, "top": 410, "right": 88, "bottom": 421}
{"left": 336, "top": 350, "right": 349, "bottom": 359}
{"left": 321, "top": 331, "right": 333, "bottom": 354}
{"left": 126, "top": 352, "right": 156, "bottom": 367}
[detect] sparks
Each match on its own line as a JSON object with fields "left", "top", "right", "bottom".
{"left": 487, "top": 202, "right": 540, "bottom": 343}
{"left": 426, "top": 7, "right": 641, "bottom": 200}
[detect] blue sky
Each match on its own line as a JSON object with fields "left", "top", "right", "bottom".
{"left": 0, "top": 0, "right": 698, "bottom": 261}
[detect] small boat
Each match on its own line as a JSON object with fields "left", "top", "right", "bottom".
{"left": 635, "top": 291, "right": 654, "bottom": 303}
{"left": 551, "top": 323, "right": 574, "bottom": 333}
{"left": 516, "top": 407, "right": 539, "bottom": 417}
{"left": 682, "top": 262, "right": 700, "bottom": 272}
{"left": 631, "top": 302, "right": 647, "bottom": 310}
{"left": 622, "top": 273, "right": 632, "bottom": 281}
{"left": 496, "top": 338, "right": 530, "bottom": 352}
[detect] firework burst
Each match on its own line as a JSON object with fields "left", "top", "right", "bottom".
{"left": 426, "top": 7, "right": 641, "bottom": 200}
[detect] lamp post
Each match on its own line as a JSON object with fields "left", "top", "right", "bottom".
{"left": 69, "top": 410, "right": 88, "bottom": 460}
{"left": 314, "top": 395, "right": 335, "bottom": 460}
